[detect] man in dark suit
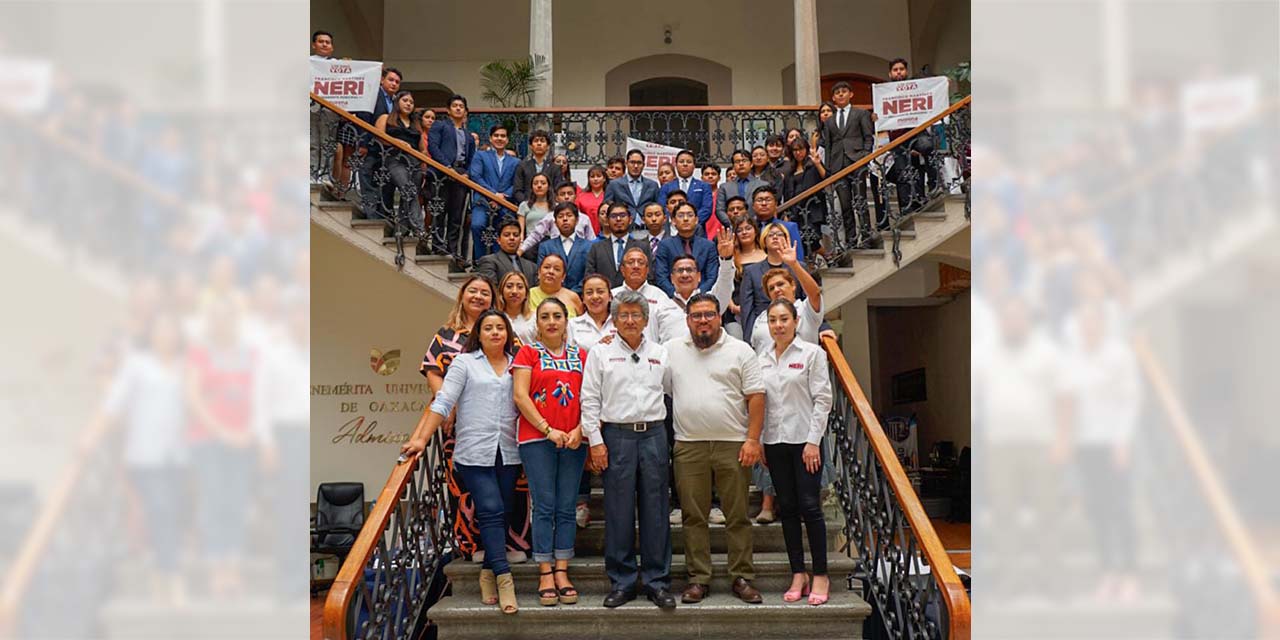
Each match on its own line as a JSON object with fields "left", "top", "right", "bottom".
{"left": 468, "top": 124, "right": 518, "bottom": 260}
{"left": 603, "top": 149, "right": 660, "bottom": 228}
{"left": 883, "top": 57, "right": 935, "bottom": 216}
{"left": 586, "top": 201, "right": 651, "bottom": 288}
{"left": 474, "top": 218, "right": 538, "bottom": 286}
{"left": 512, "top": 129, "right": 560, "bottom": 204}
{"left": 821, "top": 81, "right": 876, "bottom": 248}
{"left": 536, "top": 202, "right": 592, "bottom": 293}
{"left": 427, "top": 94, "right": 478, "bottom": 261}
{"left": 714, "top": 150, "right": 768, "bottom": 228}
{"left": 354, "top": 67, "right": 401, "bottom": 220}
{"left": 658, "top": 150, "right": 714, "bottom": 237}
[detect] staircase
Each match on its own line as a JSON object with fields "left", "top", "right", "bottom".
{"left": 427, "top": 487, "right": 870, "bottom": 639}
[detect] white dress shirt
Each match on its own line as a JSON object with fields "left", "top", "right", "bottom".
{"left": 759, "top": 339, "right": 832, "bottom": 446}
{"left": 665, "top": 330, "right": 765, "bottom": 442}
{"left": 567, "top": 313, "right": 616, "bottom": 351}
{"left": 751, "top": 295, "right": 825, "bottom": 354}
{"left": 663, "top": 257, "right": 737, "bottom": 342}
{"left": 579, "top": 336, "right": 671, "bottom": 447}
{"left": 612, "top": 281, "right": 681, "bottom": 344}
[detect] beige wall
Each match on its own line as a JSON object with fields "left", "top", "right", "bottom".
{"left": 869, "top": 291, "right": 972, "bottom": 458}
{"left": 311, "top": 224, "right": 452, "bottom": 492}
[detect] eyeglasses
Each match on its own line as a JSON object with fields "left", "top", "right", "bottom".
{"left": 673, "top": 267, "right": 697, "bottom": 274}
{"left": 688, "top": 311, "right": 719, "bottom": 321}
{"left": 616, "top": 312, "right": 645, "bottom": 321}
{"left": 607, "top": 212, "right": 631, "bottom": 219}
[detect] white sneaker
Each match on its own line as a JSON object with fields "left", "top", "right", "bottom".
{"left": 576, "top": 502, "right": 590, "bottom": 528}
{"left": 506, "top": 550, "right": 528, "bottom": 564}
{"left": 471, "top": 550, "right": 485, "bottom": 563}
{"left": 708, "top": 507, "right": 726, "bottom": 525}
{"left": 669, "top": 508, "right": 683, "bottom": 525}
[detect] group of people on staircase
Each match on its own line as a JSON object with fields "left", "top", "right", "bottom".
{"left": 400, "top": 224, "right": 836, "bottom": 614}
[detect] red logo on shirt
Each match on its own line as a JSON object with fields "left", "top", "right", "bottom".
{"left": 788, "top": 363, "right": 805, "bottom": 370}
{"left": 648, "top": 358, "right": 661, "bottom": 365}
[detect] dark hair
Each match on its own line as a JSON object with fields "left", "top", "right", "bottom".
{"left": 673, "top": 202, "right": 698, "bottom": 218}
{"left": 527, "top": 173, "right": 551, "bottom": 205}
{"left": 785, "top": 136, "right": 811, "bottom": 167}
{"left": 382, "top": 67, "right": 402, "bottom": 80}
{"left": 889, "top": 57, "right": 910, "bottom": 72}
{"left": 676, "top": 149, "right": 695, "bottom": 162}
{"left": 672, "top": 254, "right": 698, "bottom": 269}
{"left": 642, "top": 201, "right": 666, "bottom": 217}
{"left": 553, "top": 201, "right": 579, "bottom": 221}
{"left": 820, "top": 100, "right": 836, "bottom": 113}
{"left": 766, "top": 298, "right": 799, "bottom": 322}
{"left": 686, "top": 292, "right": 721, "bottom": 314}
{"left": 539, "top": 252, "right": 566, "bottom": 270}
{"left": 731, "top": 149, "right": 751, "bottom": 163}
{"left": 496, "top": 217, "right": 522, "bottom": 236}
{"left": 626, "top": 149, "right": 645, "bottom": 162}
{"left": 530, "top": 129, "right": 551, "bottom": 144}
{"left": 447, "top": 94, "right": 468, "bottom": 110}
{"left": 765, "top": 134, "right": 784, "bottom": 147}
{"left": 665, "top": 188, "right": 688, "bottom": 202}
{"left": 587, "top": 165, "right": 606, "bottom": 181}
{"left": 831, "top": 80, "right": 852, "bottom": 93}
{"left": 581, "top": 273, "right": 613, "bottom": 291}
{"left": 461, "top": 309, "right": 515, "bottom": 355}
{"left": 535, "top": 296, "right": 570, "bottom": 320}
{"left": 607, "top": 156, "right": 625, "bottom": 167}
{"left": 725, "top": 195, "right": 748, "bottom": 209}
{"left": 607, "top": 201, "right": 631, "bottom": 217}
{"left": 701, "top": 163, "right": 721, "bottom": 175}
{"left": 489, "top": 124, "right": 508, "bottom": 137}
{"left": 312, "top": 30, "right": 333, "bottom": 43}
{"left": 752, "top": 184, "right": 779, "bottom": 202}
{"left": 555, "top": 181, "right": 577, "bottom": 194}
{"left": 390, "top": 91, "right": 414, "bottom": 122}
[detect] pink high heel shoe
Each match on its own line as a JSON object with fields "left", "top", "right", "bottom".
{"left": 783, "top": 574, "right": 811, "bottom": 603}
{"left": 808, "top": 576, "right": 829, "bottom": 606}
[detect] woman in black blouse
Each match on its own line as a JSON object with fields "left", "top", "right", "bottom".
{"left": 376, "top": 91, "right": 424, "bottom": 231}
{"left": 781, "top": 138, "right": 827, "bottom": 258}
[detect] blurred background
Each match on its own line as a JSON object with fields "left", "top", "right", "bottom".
{"left": 972, "top": 0, "right": 1280, "bottom": 637}
{"left": 0, "top": 0, "right": 309, "bottom": 637}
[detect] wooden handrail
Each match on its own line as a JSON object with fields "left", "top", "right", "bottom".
{"left": 321, "top": 451, "right": 421, "bottom": 640}
{"left": 460, "top": 104, "right": 848, "bottom": 114}
{"left": 1132, "top": 334, "right": 1280, "bottom": 627}
{"left": 821, "top": 335, "right": 971, "bottom": 640}
{"left": 0, "top": 417, "right": 112, "bottom": 635}
{"left": 310, "top": 94, "right": 519, "bottom": 214}
{"left": 777, "top": 96, "right": 971, "bottom": 217}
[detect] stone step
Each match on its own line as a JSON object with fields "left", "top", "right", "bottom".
{"left": 446, "top": 552, "right": 859, "bottom": 598}
{"left": 100, "top": 600, "right": 308, "bottom": 639}
{"left": 574, "top": 517, "right": 843, "bottom": 556}
{"left": 580, "top": 486, "right": 763, "bottom": 522}
{"left": 880, "top": 228, "right": 917, "bottom": 240}
{"left": 428, "top": 586, "right": 871, "bottom": 640}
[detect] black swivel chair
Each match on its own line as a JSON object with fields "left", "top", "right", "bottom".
{"left": 311, "top": 482, "right": 365, "bottom": 594}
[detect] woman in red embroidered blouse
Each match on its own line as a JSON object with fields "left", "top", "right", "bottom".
{"left": 512, "top": 297, "right": 587, "bottom": 606}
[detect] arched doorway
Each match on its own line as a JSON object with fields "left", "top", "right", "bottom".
{"left": 629, "top": 77, "right": 709, "bottom": 158}
{"left": 820, "top": 73, "right": 881, "bottom": 106}
{"left": 402, "top": 81, "right": 454, "bottom": 111}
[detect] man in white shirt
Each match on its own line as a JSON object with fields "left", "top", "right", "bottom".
{"left": 666, "top": 294, "right": 766, "bottom": 605}
{"left": 580, "top": 290, "right": 678, "bottom": 610}
{"left": 661, "top": 231, "right": 736, "bottom": 342}
{"left": 612, "top": 247, "right": 681, "bottom": 343}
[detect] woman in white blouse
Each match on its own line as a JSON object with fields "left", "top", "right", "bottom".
{"left": 759, "top": 299, "right": 833, "bottom": 606}
{"left": 566, "top": 273, "right": 615, "bottom": 351}
{"left": 402, "top": 310, "right": 522, "bottom": 614}
{"left": 498, "top": 271, "right": 536, "bottom": 346}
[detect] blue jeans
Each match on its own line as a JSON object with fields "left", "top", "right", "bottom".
{"left": 519, "top": 439, "right": 588, "bottom": 563}
{"left": 453, "top": 451, "right": 522, "bottom": 576}
{"left": 602, "top": 424, "right": 672, "bottom": 593}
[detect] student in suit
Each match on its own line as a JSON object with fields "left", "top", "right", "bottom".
{"left": 715, "top": 150, "right": 769, "bottom": 228}
{"left": 355, "top": 67, "right": 401, "bottom": 220}
{"left": 536, "top": 202, "right": 592, "bottom": 294}
{"left": 658, "top": 150, "right": 714, "bottom": 238}
{"left": 586, "top": 201, "right": 651, "bottom": 288}
{"left": 475, "top": 218, "right": 539, "bottom": 286}
{"left": 632, "top": 202, "right": 674, "bottom": 257}
{"left": 819, "top": 81, "right": 876, "bottom": 248}
{"left": 750, "top": 185, "right": 804, "bottom": 263}
{"left": 653, "top": 202, "right": 719, "bottom": 298}
{"left": 603, "top": 149, "right": 660, "bottom": 228}
{"left": 428, "top": 95, "right": 479, "bottom": 259}
{"left": 468, "top": 124, "right": 519, "bottom": 260}
{"left": 512, "top": 130, "right": 560, "bottom": 205}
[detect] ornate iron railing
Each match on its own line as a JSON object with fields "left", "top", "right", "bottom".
{"left": 778, "top": 97, "right": 971, "bottom": 271}
{"left": 322, "top": 432, "right": 456, "bottom": 640}
{"left": 310, "top": 94, "right": 520, "bottom": 269}
{"left": 821, "top": 335, "right": 971, "bottom": 640}
{"left": 465, "top": 104, "right": 836, "bottom": 166}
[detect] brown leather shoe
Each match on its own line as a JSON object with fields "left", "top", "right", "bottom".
{"left": 732, "top": 577, "right": 763, "bottom": 604}
{"left": 681, "top": 583, "right": 709, "bottom": 603}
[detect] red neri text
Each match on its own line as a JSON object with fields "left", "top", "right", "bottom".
{"left": 882, "top": 95, "right": 933, "bottom": 115}
{"left": 314, "top": 79, "right": 365, "bottom": 96}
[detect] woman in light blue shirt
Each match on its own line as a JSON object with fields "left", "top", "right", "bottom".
{"left": 403, "top": 309, "right": 522, "bottom": 614}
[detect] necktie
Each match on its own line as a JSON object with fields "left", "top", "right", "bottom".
{"left": 683, "top": 237, "right": 692, "bottom": 256}
{"left": 511, "top": 254, "right": 519, "bottom": 271}
{"left": 615, "top": 239, "right": 625, "bottom": 268}
{"left": 650, "top": 236, "right": 659, "bottom": 254}
{"left": 681, "top": 178, "right": 689, "bottom": 192}
{"left": 838, "top": 107, "right": 846, "bottom": 130}
{"left": 737, "top": 180, "right": 746, "bottom": 198}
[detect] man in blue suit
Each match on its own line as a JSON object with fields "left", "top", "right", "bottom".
{"left": 427, "top": 94, "right": 477, "bottom": 261}
{"left": 467, "top": 124, "right": 517, "bottom": 260}
{"left": 653, "top": 202, "right": 719, "bottom": 297}
{"left": 658, "top": 150, "right": 713, "bottom": 237}
{"left": 354, "top": 67, "right": 401, "bottom": 220}
{"left": 603, "top": 149, "right": 660, "bottom": 230}
{"left": 536, "top": 202, "right": 592, "bottom": 293}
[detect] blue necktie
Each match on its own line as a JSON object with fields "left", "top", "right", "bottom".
{"left": 738, "top": 180, "right": 746, "bottom": 198}
{"left": 615, "top": 239, "right": 625, "bottom": 268}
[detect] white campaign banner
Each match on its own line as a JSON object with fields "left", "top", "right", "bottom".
{"left": 872, "top": 76, "right": 949, "bottom": 132}
{"left": 310, "top": 59, "right": 382, "bottom": 112}
{"left": 1180, "top": 76, "right": 1259, "bottom": 134}
{"left": 626, "top": 137, "right": 684, "bottom": 181}
{"left": 0, "top": 59, "right": 54, "bottom": 113}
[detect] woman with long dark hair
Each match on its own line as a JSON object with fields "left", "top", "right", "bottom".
{"left": 781, "top": 137, "right": 828, "bottom": 257}
{"left": 375, "top": 91, "right": 424, "bottom": 231}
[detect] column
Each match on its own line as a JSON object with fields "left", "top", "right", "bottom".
{"left": 1101, "top": 0, "right": 1129, "bottom": 108}
{"left": 794, "top": 0, "right": 821, "bottom": 105}
{"left": 530, "top": 0, "right": 553, "bottom": 107}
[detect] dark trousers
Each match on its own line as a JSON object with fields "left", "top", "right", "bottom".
{"left": 890, "top": 147, "right": 931, "bottom": 212}
{"left": 832, "top": 158, "right": 872, "bottom": 241}
{"left": 385, "top": 155, "right": 422, "bottom": 233}
{"left": 602, "top": 424, "right": 672, "bottom": 593}
{"left": 436, "top": 178, "right": 469, "bottom": 256}
{"left": 1076, "top": 446, "right": 1136, "bottom": 572}
{"left": 764, "top": 443, "right": 828, "bottom": 575}
{"left": 453, "top": 449, "right": 522, "bottom": 576}
{"left": 358, "top": 151, "right": 385, "bottom": 219}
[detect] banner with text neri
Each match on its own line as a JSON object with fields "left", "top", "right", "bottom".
{"left": 311, "top": 59, "right": 383, "bottom": 112}
{"left": 872, "top": 76, "right": 949, "bottom": 132}
{"left": 626, "top": 137, "right": 684, "bottom": 181}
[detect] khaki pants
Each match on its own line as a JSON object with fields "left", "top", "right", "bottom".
{"left": 673, "top": 440, "right": 754, "bottom": 584}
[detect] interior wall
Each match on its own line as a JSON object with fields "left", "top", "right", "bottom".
{"left": 311, "top": 225, "right": 451, "bottom": 493}
{"left": 869, "top": 291, "right": 972, "bottom": 459}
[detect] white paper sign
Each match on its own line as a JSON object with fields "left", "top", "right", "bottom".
{"left": 1180, "top": 76, "right": 1259, "bottom": 134}
{"left": 0, "top": 59, "right": 54, "bottom": 113}
{"left": 310, "top": 58, "right": 383, "bottom": 112}
{"left": 872, "top": 76, "right": 949, "bottom": 132}
{"left": 626, "top": 137, "right": 684, "bottom": 181}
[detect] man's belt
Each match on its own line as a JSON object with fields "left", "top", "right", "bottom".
{"left": 603, "top": 420, "right": 664, "bottom": 433}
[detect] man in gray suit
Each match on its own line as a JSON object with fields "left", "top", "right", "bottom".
{"left": 821, "top": 81, "right": 876, "bottom": 248}
{"left": 474, "top": 218, "right": 538, "bottom": 285}
{"left": 714, "top": 150, "right": 769, "bottom": 228}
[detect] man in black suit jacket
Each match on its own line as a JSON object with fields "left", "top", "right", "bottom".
{"left": 355, "top": 67, "right": 401, "bottom": 220}
{"left": 586, "top": 201, "right": 652, "bottom": 287}
{"left": 821, "top": 81, "right": 877, "bottom": 248}
{"left": 427, "top": 94, "right": 478, "bottom": 262}
{"left": 474, "top": 218, "right": 538, "bottom": 285}
{"left": 512, "top": 129, "right": 561, "bottom": 204}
